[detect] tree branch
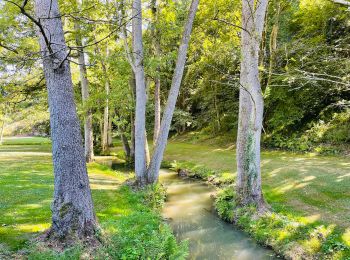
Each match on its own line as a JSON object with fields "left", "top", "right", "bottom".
{"left": 0, "top": 42, "right": 18, "bottom": 54}
{"left": 332, "top": 0, "right": 350, "bottom": 6}
{"left": 4, "top": 0, "right": 54, "bottom": 54}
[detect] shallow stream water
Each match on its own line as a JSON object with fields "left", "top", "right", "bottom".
{"left": 160, "top": 170, "right": 277, "bottom": 260}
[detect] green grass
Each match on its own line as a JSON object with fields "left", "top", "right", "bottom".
{"left": 162, "top": 140, "right": 350, "bottom": 229}
{"left": 0, "top": 137, "right": 187, "bottom": 259}
{"left": 159, "top": 137, "right": 350, "bottom": 259}
{"left": 2, "top": 136, "right": 51, "bottom": 145}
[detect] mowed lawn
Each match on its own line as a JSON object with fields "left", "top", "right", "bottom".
{"left": 162, "top": 140, "right": 350, "bottom": 244}
{"left": 0, "top": 137, "right": 134, "bottom": 252}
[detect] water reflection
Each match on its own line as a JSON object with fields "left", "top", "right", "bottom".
{"left": 160, "top": 170, "right": 277, "bottom": 260}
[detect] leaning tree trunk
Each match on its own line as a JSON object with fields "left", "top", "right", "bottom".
{"left": 132, "top": 0, "right": 148, "bottom": 185}
{"left": 34, "top": 0, "right": 96, "bottom": 240}
{"left": 74, "top": 21, "right": 94, "bottom": 163}
{"left": 236, "top": 0, "right": 269, "bottom": 211}
{"left": 147, "top": 0, "right": 200, "bottom": 183}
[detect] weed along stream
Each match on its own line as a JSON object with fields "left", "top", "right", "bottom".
{"left": 160, "top": 170, "right": 277, "bottom": 260}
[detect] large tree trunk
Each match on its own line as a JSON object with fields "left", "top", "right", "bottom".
{"left": 74, "top": 22, "right": 94, "bottom": 163}
{"left": 34, "top": 0, "right": 96, "bottom": 240}
{"left": 132, "top": 0, "right": 148, "bottom": 185}
{"left": 236, "top": 0, "right": 269, "bottom": 211}
{"left": 147, "top": 0, "right": 200, "bottom": 183}
{"left": 151, "top": 0, "right": 161, "bottom": 145}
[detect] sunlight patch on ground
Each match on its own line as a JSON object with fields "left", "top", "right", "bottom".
{"left": 300, "top": 214, "right": 321, "bottom": 224}
{"left": 302, "top": 176, "right": 316, "bottom": 182}
{"left": 267, "top": 167, "right": 282, "bottom": 177}
{"left": 15, "top": 223, "right": 50, "bottom": 233}
{"left": 343, "top": 229, "right": 350, "bottom": 246}
{"left": 90, "top": 183, "right": 120, "bottom": 190}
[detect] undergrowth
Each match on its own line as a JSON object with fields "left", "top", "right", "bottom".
{"left": 24, "top": 184, "right": 188, "bottom": 260}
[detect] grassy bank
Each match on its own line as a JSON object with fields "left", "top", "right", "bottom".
{"left": 0, "top": 137, "right": 187, "bottom": 259}
{"left": 162, "top": 137, "right": 350, "bottom": 259}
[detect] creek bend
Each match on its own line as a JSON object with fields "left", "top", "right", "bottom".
{"left": 160, "top": 170, "right": 277, "bottom": 260}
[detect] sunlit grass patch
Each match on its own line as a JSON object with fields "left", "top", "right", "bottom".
{"left": 162, "top": 139, "right": 350, "bottom": 259}
{"left": 0, "top": 139, "right": 187, "bottom": 259}
{"left": 2, "top": 137, "right": 51, "bottom": 146}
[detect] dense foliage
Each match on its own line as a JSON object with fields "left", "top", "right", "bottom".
{"left": 1, "top": 0, "right": 349, "bottom": 153}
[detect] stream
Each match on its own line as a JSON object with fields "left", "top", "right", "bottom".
{"left": 160, "top": 170, "right": 277, "bottom": 260}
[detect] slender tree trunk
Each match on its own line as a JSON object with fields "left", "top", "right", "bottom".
{"left": 265, "top": 2, "right": 281, "bottom": 93}
{"left": 0, "top": 120, "right": 4, "bottom": 145}
{"left": 108, "top": 114, "right": 113, "bottom": 147}
{"left": 213, "top": 84, "right": 221, "bottom": 132}
{"left": 102, "top": 82, "right": 109, "bottom": 152}
{"left": 34, "top": 0, "right": 96, "bottom": 240}
{"left": 74, "top": 22, "right": 94, "bottom": 163}
{"left": 129, "top": 73, "right": 136, "bottom": 162}
{"left": 145, "top": 131, "right": 150, "bottom": 165}
{"left": 118, "top": 125, "right": 131, "bottom": 159}
{"left": 154, "top": 79, "right": 161, "bottom": 144}
{"left": 147, "top": 0, "right": 200, "bottom": 183}
{"left": 101, "top": 47, "right": 110, "bottom": 153}
{"left": 236, "top": 0, "right": 269, "bottom": 211}
{"left": 130, "top": 113, "right": 135, "bottom": 160}
{"left": 151, "top": 0, "right": 161, "bottom": 145}
{"left": 132, "top": 0, "right": 148, "bottom": 185}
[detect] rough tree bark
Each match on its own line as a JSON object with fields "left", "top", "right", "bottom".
{"left": 151, "top": 0, "right": 161, "bottom": 145}
{"left": 132, "top": 0, "right": 148, "bottom": 185}
{"left": 236, "top": 0, "right": 269, "bottom": 211}
{"left": 147, "top": 0, "right": 200, "bottom": 183}
{"left": 34, "top": 0, "right": 96, "bottom": 240}
{"left": 74, "top": 21, "right": 94, "bottom": 163}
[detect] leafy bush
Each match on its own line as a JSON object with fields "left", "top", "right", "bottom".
{"left": 213, "top": 188, "right": 350, "bottom": 260}
{"left": 305, "top": 111, "right": 350, "bottom": 144}
{"left": 214, "top": 187, "right": 235, "bottom": 222}
{"left": 102, "top": 212, "right": 188, "bottom": 260}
